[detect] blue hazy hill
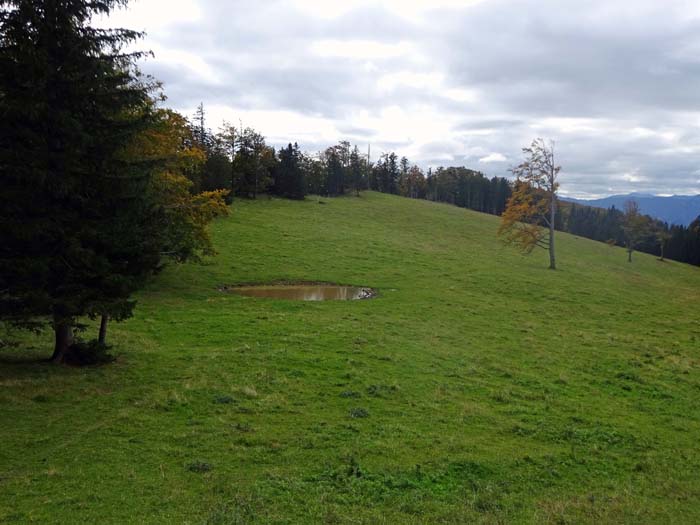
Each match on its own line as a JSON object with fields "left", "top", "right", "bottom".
{"left": 564, "top": 193, "right": 700, "bottom": 226}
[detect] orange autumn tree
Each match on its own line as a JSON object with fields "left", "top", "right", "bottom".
{"left": 94, "top": 108, "right": 229, "bottom": 345}
{"left": 498, "top": 138, "right": 561, "bottom": 270}
{"left": 622, "top": 200, "right": 651, "bottom": 263}
{"left": 137, "top": 109, "right": 230, "bottom": 262}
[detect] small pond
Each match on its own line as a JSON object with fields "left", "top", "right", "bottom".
{"left": 224, "top": 284, "right": 376, "bottom": 301}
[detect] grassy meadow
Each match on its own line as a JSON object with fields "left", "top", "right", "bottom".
{"left": 1, "top": 191, "right": 700, "bottom": 523}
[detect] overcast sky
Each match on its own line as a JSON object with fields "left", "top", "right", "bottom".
{"left": 103, "top": 0, "right": 700, "bottom": 198}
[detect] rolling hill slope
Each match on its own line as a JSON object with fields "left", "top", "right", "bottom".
{"left": 1, "top": 191, "right": 699, "bottom": 524}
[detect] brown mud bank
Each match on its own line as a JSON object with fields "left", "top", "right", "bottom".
{"left": 220, "top": 282, "right": 377, "bottom": 301}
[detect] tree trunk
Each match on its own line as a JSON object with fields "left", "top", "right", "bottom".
{"left": 660, "top": 243, "right": 665, "bottom": 261}
{"left": 51, "top": 318, "right": 73, "bottom": 364}
{"left": 549, "top": 193, "right": 557, "bottom": 270}
{"left": 628, "top": 249, "right": 633, "bottom": 263}
{"left": 98, "top": 315, "right": 109, "bottom": 345}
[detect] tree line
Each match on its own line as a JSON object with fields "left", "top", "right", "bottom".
{"left": 191, "top": 112, "right": 699, "bottom": 268}
{"left": 563, "top": 200, "right": 700, "bottom": 265}
{"left": 192, "top": 106, "right": 514, "bottom": 213}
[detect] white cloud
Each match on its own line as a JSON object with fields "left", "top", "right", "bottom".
{"left": 99, "top": 0, "right": 700, "bottom": 197}
{"left": 620, "top": 170, "right": 648, "bottom": 183}
{"left": 201, "top": 105, "right": 341, "bottom": 144}
{"left": 292, "top": 0, "right": 486, "bottom": 20}
{"left": 479, "top": 153, "right": 507, "bottom": 163}
{"left": 443, "top": 88, "right": 479, "bottom": 103}
{"left": 377, "top": 71, "right": 441, "bottom": 91}
{"left": 148, "top": 43, "right": 221, "bottom": 85}
{"left": 95, "top": 0, "right": 202, "bottom": 29}
{"left": 310, "top": 40, "right": 412, "bottom": 60}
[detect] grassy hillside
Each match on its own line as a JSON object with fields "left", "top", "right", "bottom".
{"left": 1, "top": 191, "right": 699, "bottom": 524}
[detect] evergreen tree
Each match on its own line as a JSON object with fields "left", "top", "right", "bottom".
{"left": 383, "top": 153, "right": 399, "bottom": 194}
{"left": 274, "top": 143, "right": 305, "bottom": 199}
{"left": 348, "top": 146, "right": 365, "bottom": 196}
{"left": 194, "top": 102, "right": 208, "bottom": 148}
{"left": 369, "top": 158, "right": 380, "bottom": 191}
{"left": 0, "top": 0, "right": 160, "bottom": 362}
{"left": 217, "top": 123, "right": 238, "bottom": 203}
{"left": 302, "top": 154, "right": 326, "bottom": 196}
{"left": 324, "top": 145, "right": 345, "bottom": 195}
{"left": 200, "top": 136, "right": 231, "bottom": 194}
{"left": 232, "top": 127, "right": 275, "bottom": 198}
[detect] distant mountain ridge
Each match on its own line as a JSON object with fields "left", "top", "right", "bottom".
{"left": 563, "top": 193, "right": 700, "bottom": 226}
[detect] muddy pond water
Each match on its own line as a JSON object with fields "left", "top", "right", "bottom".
{"left": 225, "top": 284, "right": 375, "bottom": 301}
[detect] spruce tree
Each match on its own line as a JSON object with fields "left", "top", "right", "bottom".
{"left": 274, "top": 143, "right": 304, "bottom": 199}
{"left": 232, "top": 128, "right": 274, "bottom": 198}
{"left": 0, "top": 0, "right": 157, "bottom": 362}
{"left": 349, "top": 146, "right": 364, "bottom": 197}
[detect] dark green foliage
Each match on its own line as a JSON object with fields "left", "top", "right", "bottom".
{"left": 273, "top": 143, "right": 304, "bottom": 199}
{"left": 0, "top": 0, "right": 158, "bottom": 361}
{"left": 425, "top": 166, "right": 511, "bottom": 215}
{"left": 564, "top": 202, "right": 625, "bottom": 244}
{"left": 188, "top": 106, "right": 233, "bottom": 201}
{"left": 348, "top": 145, "right": 366, "bottom": 196}
{"left": 193, "top": 102, "right": 208, "bottom": 148}
{"left": 323, "top": 143, "right": 347, "bottom": 196}
{"left": 232, "top": 127, "right": 276, "bottom": 199}
{"left": 305, "top": 141, "right": 368, "bottom": 197}
{"left": 560, "top": 203, "right": 699, "bottom": 266}
{"left": 201, "top": 147, "right": 232, "bottom": 194}
{"left": 665, "top": 217, "right": 700, "bottom": 266}
{"left": 371, "top": 152, "right": 400, "bottom": 194}
{"left": 302, "top": 154, "right": 326, "bottom": 195}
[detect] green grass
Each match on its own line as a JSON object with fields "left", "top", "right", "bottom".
{"left": 2, "top": 191, "right": 700, "bottom": 524}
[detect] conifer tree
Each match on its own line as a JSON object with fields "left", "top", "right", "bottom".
{"left": 232, "top": 128, "right": 274, "bottom": 198}
{"left": 324, "top": 146, "right": 345, "bottom": 196}
{"left": 274, "top": 143, "right": 305, "bottom": 199}
{"left": 349, "top": 146, "right": 365, "bottom": 196}
{"left": 1, "top": 0, "right": 158, "bottom": 362}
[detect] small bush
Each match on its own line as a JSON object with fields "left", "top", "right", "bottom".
{"left": 349, "top": 407, "right": 369, "bottom": 419}
{"left": 187, "top": 461, "right": 212, "bottom": 473}
{"left": 345, "top": 455, "right": 363, "bottom": 478}
{"left": 340, "top": 390, "right": 361, "bottom": 398}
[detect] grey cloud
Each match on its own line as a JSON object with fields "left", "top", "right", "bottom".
{"left": 127, "top": 0, "right": 700, "bottom": 196}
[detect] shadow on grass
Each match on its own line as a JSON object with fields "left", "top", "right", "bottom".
{"left": 0, "top": 352, "right": 50, "bottom": 366}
